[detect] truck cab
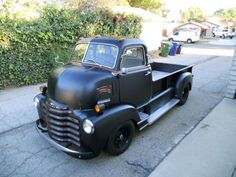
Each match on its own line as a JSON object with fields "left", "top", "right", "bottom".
{"left": 35, "top": 37, "right": 193, "bottom": 159}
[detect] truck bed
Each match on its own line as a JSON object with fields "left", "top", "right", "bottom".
{"left": 152, "top": 71, "right": 170, "bottom": 81}
{"left": 150, "top": 62, "right": 192, "bottom": 82}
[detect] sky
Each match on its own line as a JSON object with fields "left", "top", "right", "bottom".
{"left": 165, "top": 0, "right": 236, "bottom": 20}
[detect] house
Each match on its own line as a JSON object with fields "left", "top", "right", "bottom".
{"left": 221, "top": 21, "right": 236, "bottom": 31}
{"left": 112, "top": 6, "right": 164, "bottom": 51}
{"left": 201, "top": 21, "right": 221, "bottom": 36}
{"left": 174, "top": 22, "right": 209, "bottom": 36}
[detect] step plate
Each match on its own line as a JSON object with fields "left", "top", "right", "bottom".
{"left": 148, "top": 98, "right": 180, "bottom": 125}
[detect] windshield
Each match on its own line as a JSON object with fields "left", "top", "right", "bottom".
{"left": 70, "top": 43, "right": 89, "bottom": 62}
{"left": 70, "top": 42, "right": 118, "bottom": 68}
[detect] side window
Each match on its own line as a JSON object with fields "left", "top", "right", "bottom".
{"left": 174, "top": 32, "right": 179, "bottom": 35}
{"left": 121, "top": 47, "right": 145, "bottom": 68}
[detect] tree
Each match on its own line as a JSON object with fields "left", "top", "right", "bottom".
{"left": 214, "top": 8, "right": 236, "bottom": 21}
{"left": 180, "top": 7, "right": 205, "bottom": 23}
{"left": 128, "top": 0, "right": 168, "bottom": 16}
{"left": 65, "top": 0, "right": 129, "bottom": 10}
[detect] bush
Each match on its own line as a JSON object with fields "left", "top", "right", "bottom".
{"left": 0, "top": 7, "right": 142, "bottom": 89}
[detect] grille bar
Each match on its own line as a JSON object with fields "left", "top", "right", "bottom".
{"left": 49, "top": 124, "right": 80, "bottom": 136}
{"left": 50, "top": 135, "right": 81, "bottom": 147}
{"left": 48, "top": 118, "right": 80, "bottom": 130}
{"left": 48, "top": 113, "right": 79, "bottom": 123}
{"left": 49, "top": 129, "right": 80, "bottom": 142}
{"left": 48, "top": 107, "right": 71, "bottom": 115}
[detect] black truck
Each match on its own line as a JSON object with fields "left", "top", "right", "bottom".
{"left": 34, "top": 37, "right": 193, "bottom": 159}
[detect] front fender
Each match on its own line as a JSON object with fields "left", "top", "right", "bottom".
{"left": 175, "top": 72, "right": 193, "bottom": 98}
{"left": 78, "top": 104, "right": 139, "bottom": 155}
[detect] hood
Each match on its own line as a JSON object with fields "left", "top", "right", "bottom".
{"left": 47, "top": 63, "right": 113, "bottom": 109}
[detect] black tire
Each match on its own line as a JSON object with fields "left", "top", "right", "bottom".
{"left": 222, "top": 35, "right": 225, "bottom": 39}
{"left": 178, "top": 85, "right": 190, "bottom": 106}
{"left": 169, "top": 38, "right": 174, "bottom": 42}
{"left": 187, "top": 39, "right": 192, "bottom": 44}
{"left": 107, "top": 121, "right": 135, "bottom": 156}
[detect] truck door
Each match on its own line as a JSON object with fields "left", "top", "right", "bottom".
{"left": 119, "top": 46, "right": 152, "bottom": 107}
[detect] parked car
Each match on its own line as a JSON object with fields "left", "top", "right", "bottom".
{"left": 34, "top": 37, "right": 193, "bottom": 159}
{"left": 213, "top": 29, "right": 235, "bottom": 39}
{"left": 168, "top": 30, "right": 200, "bottom": 43}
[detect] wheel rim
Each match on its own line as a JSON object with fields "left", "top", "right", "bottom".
{"left": 182, "top": 87, "right": 189, "bottom": 101}
{"left": 114, "top": 128, "right": 129, "bottom": 148}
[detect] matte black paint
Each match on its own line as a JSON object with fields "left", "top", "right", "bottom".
{"left": 47, "top": 64, "right": 117, "bottom": 109}
{"left": 35, "top": 37, "right": 193, "bottom": 159}
{"left": 175, "top": 72, "right": 193, "bottom": 98}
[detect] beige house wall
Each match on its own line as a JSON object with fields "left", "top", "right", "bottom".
{"left": 201, "top": 22, "right": 219, "bottom": 37}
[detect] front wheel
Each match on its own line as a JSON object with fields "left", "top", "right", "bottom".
{"left": 178, "top": 85, "right": 190, "bottom": 106}
{"left": 107, "top": 121, "right": 135, "bottom": 156}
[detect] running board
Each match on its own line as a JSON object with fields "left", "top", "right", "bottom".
{"left": 147, "top": 98, "right": 180, "bottom": 125}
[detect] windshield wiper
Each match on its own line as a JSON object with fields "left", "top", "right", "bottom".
{"left": 83, "top": 60, "right": 113, "bottom": 72}
{"left": 86, "top": 59, "right": 98, "bottom": 64}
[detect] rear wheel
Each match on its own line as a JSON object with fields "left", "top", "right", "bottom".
{"left": 107, "top": 121, "right": 135, "bottom": 156}
{"left": 169, "top": 38, "right": 174, "bottom": 42}
{"left": 187, "top": 39, "right": 192, "bottom": 44}
{"left": 178, "top": 85, "right": 190, "bottom": 106}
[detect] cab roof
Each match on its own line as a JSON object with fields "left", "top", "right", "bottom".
{"left": 77, "top": 37, "right": 147, "bottom": 49}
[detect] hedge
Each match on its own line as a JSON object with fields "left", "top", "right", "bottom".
{"left": 0, "top": 8, "right": 142, "bottom": 89}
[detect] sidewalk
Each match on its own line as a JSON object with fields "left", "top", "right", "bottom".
{"left": 149, "top": 98, "right": 236, "bottom": 177}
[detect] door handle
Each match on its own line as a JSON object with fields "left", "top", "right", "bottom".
{"left": 145, "top": 71, "right": 151, "bottom": 76}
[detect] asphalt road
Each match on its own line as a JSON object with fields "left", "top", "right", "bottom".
{"left": 0, "top": 41, "right": 234, "bottom": 177}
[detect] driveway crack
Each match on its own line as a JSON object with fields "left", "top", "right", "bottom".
{"left": 231, "top": 165, "right": 236, "bottom": 177}
{"left": 126, "top": 160, "right": 154, "bottom": 177}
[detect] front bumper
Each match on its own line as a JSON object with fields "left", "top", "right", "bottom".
{"left": 36, "top": 119, "right": 95, "bottom": 159}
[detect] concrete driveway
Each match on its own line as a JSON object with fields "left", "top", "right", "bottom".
{"left": 0, "top": 40, "right": 234, "bottom": 177}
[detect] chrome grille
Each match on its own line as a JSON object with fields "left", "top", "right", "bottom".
{"left": 42, "top": 101, "right": 81, "bottom": 147}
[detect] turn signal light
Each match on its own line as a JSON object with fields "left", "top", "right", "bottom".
{"left": 39, "top": 85, "right": 47, "bottom": 94}
{"left": 95, "top": 104, "right": 105, "bottom": 113}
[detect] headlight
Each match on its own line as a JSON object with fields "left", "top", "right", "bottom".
{"left": 83, "top": 119, "right": 94, "bottom": 134}
{"left": 33, "top": 96, "right": 40, "bottom": 107}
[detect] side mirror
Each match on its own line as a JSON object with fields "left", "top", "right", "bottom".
{"left": 125, "top": 49, "right": 133, "bottom": 55}
{"left": 55, "top": 55, "right": 64, "bottom": 65}
{"left": 121, "top": 49, "right": 133, "bottom": 58}
{"left": 121, "top": 68, "right": 127, "bottom": 74}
